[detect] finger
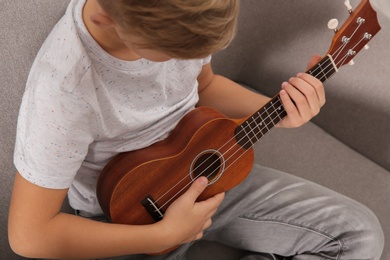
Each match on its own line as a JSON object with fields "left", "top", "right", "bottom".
{"left": 288, "top": 76, "right": 321, "bottom": 114}
{"left": 202, "top": 218, "right": 213, "bottom": 230}
{"left": 197, "top": 192, "right": 225, "bottom": 214}
{"left": 212, "top": 192, "right": 225, "bottom": 204}
{"left": 195, "top": 231, "right": 204, "bottom": 240}
{"left": 206, "top": 198, "right": 222, "bottom": 217}
{"left": 279, "top": 87, "right": 299, "bottom": 123}
{"left": 298, "top": 73, "right": 326, "bottom": 106}
{"left": 184, "top": 177, "right": 208, "bottom": 202}
{"left": 281, "top": 81, "right": 311, "bottom": 120}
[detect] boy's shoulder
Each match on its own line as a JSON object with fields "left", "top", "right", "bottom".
{"left": 28, "top": 0, "right": 92, "bottom": 95}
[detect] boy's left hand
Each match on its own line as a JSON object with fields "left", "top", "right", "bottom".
{"left": 277, "top": 54, "right": 326, "bottom": 128}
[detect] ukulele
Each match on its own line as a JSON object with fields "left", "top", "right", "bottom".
{"left": 97, "top": 0, "right": 381, "bottom": 251}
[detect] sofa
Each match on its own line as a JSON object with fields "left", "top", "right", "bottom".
{"left": 1, "top": 0, "right": 389, "bottom": 259}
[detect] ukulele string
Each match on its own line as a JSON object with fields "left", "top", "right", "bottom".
{"left": 156, "top": 100, "right": 288, "bottom": 211}
{"left": 183, "top": 52, "right": 348, "bottom": 186}
{"left": 341, "top": 36, "right": 368, "bottom": 65}
{"left": 153, "top": 99, "right": 286, "bottom": 205}
{"left": 331, "top": 43, "right": 347, "bottom": 62}
{"left": 154, "top": 43, "right": 356, "bottom": 212}
{"left": 332, "top": 20, "right": 364, "bottom": 64}
{"left": 187, "top": 14, "right": 367, "bottom": 188}
{"left": 199, "top": 50, "right": 357, "bottom": 185}
{"left": 154, "top": 99, "right": 285, "bottom": 209}
{"left": 154, "top": 53, "right": 339, "bottom": 210}
{"left": 203, "top": 48, "right": 356, "bottom": 183}
{"left": 157, "top": 15, "right": 368, "bottom": 208}
{"left": 197, "top": 30, "right": 369, "bottom": 193}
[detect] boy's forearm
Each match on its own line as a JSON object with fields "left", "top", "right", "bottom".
{"left": 8, "top": 172, "right": 178, "bottom": 258}
{"left": 58, "top": 214, "right": 171, "bottom": 258}
{"left": 10, "top": 165, "right": 220, "bottom": 259}
{"left": 10, "top": 209, "right": 173, "bottom": 259}
{"left": 197, "top": 74, "right": 270, "bottom": 119}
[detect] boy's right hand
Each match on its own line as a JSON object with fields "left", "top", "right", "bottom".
{"left": 160, "top": 176, "right": 225, "bottom": 246}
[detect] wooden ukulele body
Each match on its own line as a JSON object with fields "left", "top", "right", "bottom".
{"left": 97, "top": 106, "right": 254, "bottom": 225}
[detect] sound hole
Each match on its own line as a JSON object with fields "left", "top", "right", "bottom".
{"left": 191, "top": 150, "right": 224, "bottom": 185}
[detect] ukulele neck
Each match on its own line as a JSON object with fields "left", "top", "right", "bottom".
{"left": 234, "top": 0, "right": 381, "bottom": 150}
{"left": 234, "top": 55, "right": 337, "bottom": 150}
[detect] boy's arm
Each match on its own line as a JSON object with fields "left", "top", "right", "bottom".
{"left": 197, "top": 55, "right": 325, "bottom": 128}
{"left": 8, "top": 172, "right": 223, "bottom": 259}
{"left": 197, "top": 63, "right": 271, "bottom": 119}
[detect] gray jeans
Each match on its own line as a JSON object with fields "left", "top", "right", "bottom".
{"left": 79, "top": 164, "right": 384, "bottom": 260}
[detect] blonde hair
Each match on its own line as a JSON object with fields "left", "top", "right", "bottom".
{"left": 97, "top": 0, "right": 239, "bottom": 59}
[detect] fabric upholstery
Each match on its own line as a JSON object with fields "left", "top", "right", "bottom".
{"left": 1, "top": 0, "right": 389, "bottom": 259}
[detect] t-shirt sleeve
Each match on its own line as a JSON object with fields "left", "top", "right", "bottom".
{"left": 14, "top": 82, "right": 97, "bottom": 189}
{"left": 202, "top": 55, "right": 212, "bottom": 65}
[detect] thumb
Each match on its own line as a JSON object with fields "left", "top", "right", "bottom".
{"left": 184, "top": 177, "right": 208, "bottom": 202}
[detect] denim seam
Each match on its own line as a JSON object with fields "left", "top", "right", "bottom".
{"left": 237, "top": 216, "right": 344, "bottom": 260}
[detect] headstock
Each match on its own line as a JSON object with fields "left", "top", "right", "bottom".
{"left": 327, "top": 0, "right": 381, "bottom": 70}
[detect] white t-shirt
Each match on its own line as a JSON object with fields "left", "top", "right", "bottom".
{"left": 14, "top": 0, "right": 211, "bottom": 214}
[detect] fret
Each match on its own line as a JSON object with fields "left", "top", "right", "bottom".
{"left": 253, "top": 115, "right": 264, "bottom": 138}
{"left": 235, "top": 123, "right": 254, "bottom": 150}
{"left": 264, "top": 106, "right": 274, "bottom": 127}
{"left": 235, "top": 95, "right": 287, "bottom": 149}
{"left": 270, "top": 99, "right": 284, "bottom": 123}
{"left": 242, "top": 124, "right": 255, "bottom": 146}
{"left": 317, "top": 62, "right": 328, "bottom": 81}
{"left": 249, "top": 117, "right": 260, "bottom": 142}
{"left": 308, "top": 65, "right": 322, "bottom": 79}
{"left": 245, "top": 120, "right": 257, "bottom": 144}
{"left": 322, "top": 57, "right": 337, "bottom": 80}
{"left": 254, "top": 112, "right": 267, "bottom": 136}
{"left": 307, "top": 56, "right": 337, "bottom": 83}
{"left": 263, "top": 115, "right": 270, "bottom": 131}
{"left": 273, "top": 97, "right": 286, "bottom": 122}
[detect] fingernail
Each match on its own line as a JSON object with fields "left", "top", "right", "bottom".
{"left": 297, "top": 73, "right": 303, "bottom": 77}
{"left": 198, "top": 177, "right": 208, "bottom": 186}
{"left": 281, "top": 82, "right": 288, "bottom": 88}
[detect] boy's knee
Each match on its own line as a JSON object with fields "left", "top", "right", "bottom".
{"left": 345, "top": 204, "right": 384, "bottom": 259}
{"left": 363, "top": 211, "right": 384, "bottom": 259}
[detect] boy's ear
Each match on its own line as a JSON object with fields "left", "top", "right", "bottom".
{"left": 90, "top": 11, "right": 115, "bottom": 29}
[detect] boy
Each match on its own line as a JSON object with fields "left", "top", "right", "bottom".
{"left": 9, "top": 0, "right": 384, "bottom": 259}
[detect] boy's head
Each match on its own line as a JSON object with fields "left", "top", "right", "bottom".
{"left": 96, "top": 0, "right": 239, "bottom": 59}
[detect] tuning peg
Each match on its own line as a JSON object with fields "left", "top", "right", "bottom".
{"left": 344, "top": 0, "right": 353, "bottom": 14}
{"left": 327, "top": 18, "right": 339, "bottom": 33}
{"left": 347, "top": 49, "right": 356, "bottom": 66}
{"left": 363, "top": 33, "right": 371, "bottom": 50}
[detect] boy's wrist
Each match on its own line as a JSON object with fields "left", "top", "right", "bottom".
{"left": 142, "top": 221, "right": 179, "bottom": 254}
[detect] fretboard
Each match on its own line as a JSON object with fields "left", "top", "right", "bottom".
{"left": 235, "top": 55, "right": 337, "bottom": 149}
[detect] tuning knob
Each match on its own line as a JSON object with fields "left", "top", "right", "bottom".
{"left": 363, "top": 33, "right": 371, "bottom": 50}
{"left": 344, "top": 0, "right": 353, "bottom": 14}
{"left": 348, "top": 60, "right": 355, "bottom": 66}
{"left": 327, "top": 18, "right": 339, "bottom": 33}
